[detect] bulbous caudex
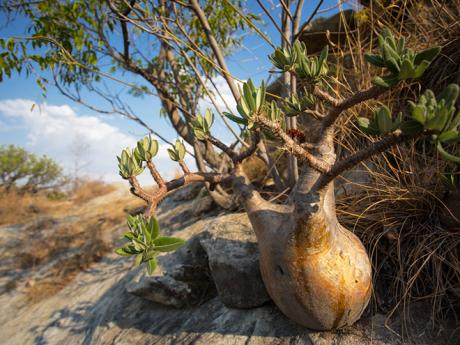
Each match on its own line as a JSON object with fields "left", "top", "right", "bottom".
{"left": 234, "top": 148, "right": 372, "bottom": 331}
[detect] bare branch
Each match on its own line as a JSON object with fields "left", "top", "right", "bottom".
{"left": 321, "top": 85, "right": 387, "bottom": 131}
{"left": 314, "top": 130, "right": 426, "bottom": 190}
{"left": 293, "top": 0, "right": 325, "bottom": 41}
{"left": 189, "top": 0, "right": 240, "bottom": 100}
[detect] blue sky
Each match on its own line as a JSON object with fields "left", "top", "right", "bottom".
{"left": 0, "top": 0, "right": 351, "bottom": 183}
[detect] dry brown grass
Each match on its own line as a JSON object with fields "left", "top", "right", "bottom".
{"left": 72, "top": 179, "right": 116, "bottom": 205}
{"left": 0, "top": 180, "right": 143, "bottom": 303}
{"left": 0, "top": 191, "right": 71, "bottom": 226}
{"left": 324, "top": 0, "right": 460, "bottom": 336}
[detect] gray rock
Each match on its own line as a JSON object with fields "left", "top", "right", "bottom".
{"left": 192, "top": 195, "right": 215, "bottom": 216}
{"left": 200, "top": 213, "right": 271, "bottom": 309}
{"left": 171, "top": 183, "right": 203, "bottom": 201}
{"left": 127, "top": 214, "right": 270, "bottom": 309}
{"left": 127, "top": 270, "right": 215, "bottom": 308}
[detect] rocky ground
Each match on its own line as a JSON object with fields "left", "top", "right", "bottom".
{"left": 0, "top": 184, "right": 457, "bottom": 345}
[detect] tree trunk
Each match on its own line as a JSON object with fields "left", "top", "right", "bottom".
{"left": 235, "top": 140, "right": 372, "bottom": 330}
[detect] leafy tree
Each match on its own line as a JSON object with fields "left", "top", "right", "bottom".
{"left": 0, "top": 144, "right": 64, "bottom": 192}
{"left": 1, "top": 0, "right": 460, "bottom": 332}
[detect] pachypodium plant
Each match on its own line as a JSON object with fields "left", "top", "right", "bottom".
{"left": 115, "top": 26, "right": 460, "bottom": 331}
{"left": 1, "top": 0, "right": 457, "bottom": 333}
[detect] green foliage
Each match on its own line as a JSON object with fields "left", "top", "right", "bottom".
{"left": 408, "top": 84, "right": 460, "bottom": 162}
{"left": 269, "top": 40, "right": 304, "bottom": 72}
{"left": 283, "top": 90, "right": 316, "bottom": 117}
{"left": 0, "top": 144, "right": 64, "bottom": 192}
{"left": 0, "top": 0, "right": 257, "bottom": 101}
{"left": 117, "top": 135, "right": 161, "bottom": 179}
{"left": 358, "top": 106, "right": 402, "bottom": 135}
{"left": 167, "top": 139, "right": 186, "bottom": 162}
{"left": 269, "top": 41, "right": 328, "bottom": 83}
{"left": 295, "top": 45, "right": 328, "bottom": 83}
{"left": 117, "top": 148, "right": 145, "bottom": 179}
{"left": 136, "top": 135, "right": 159, "bottom": 161}
{"left": 223, "top": 79, "right": 266, "bottom": 128}
{"left": 358, "top": 84, "right": 460, "bottom": 163}
{"left": 193, "top": 109, "right": 214, "bottom": 140}
{"left": 365, "top": 28, "right": 440, "bottom": 87}
{"left": 265, "top": 100, "right": 282, "bottom": 123}
{"left": 115, "top": 214, "right": 185, "bottom": 274}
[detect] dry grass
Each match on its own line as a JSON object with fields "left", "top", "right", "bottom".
{"left": 0, "top": 191, "right": 71, "bottom": 226}
{"left": 324, "top": 0, "right": 460, "bottom": 336}
{"left": 72, "top": 179, "right": 116, "bottom": 205}
{"left": 0, "top": 180, "right": 143, "bottom": 303}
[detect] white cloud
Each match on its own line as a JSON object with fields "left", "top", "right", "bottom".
{"left": 198, "top": 75, "right": 241, "bottom": 114}
{"left": 0, "top": 99, "right": 195, "bottom": 183}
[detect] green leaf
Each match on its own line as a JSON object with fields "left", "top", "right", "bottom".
{"left": 399, "top": 59, "right": 414, "bottom": 79}
{"left": 204, "top": 109, "right": 214, "bottom": 128}
{"left": 115, "top": 247, "right": 132, "bottom": 256}
{"left": 437, "top": 142, "right": 460, "bottom": 164}
{"left": 413, "top": 60, "right": 430, "bottom": 78}
{"left": 414, "top": 47, "right": 440, "bottom": 65}
{"left": 426, "top": 110, "right": 449, "bottom": 132}
{"left": 385, "top": 57, "right": 400, "bottom": 74}
{"left": 400, "top": 120, "right": 424, "bottom": 135}
{"left": 176, "top": 141, "right": 185, "bottom": 160}
{"left": 358, "top": 117, "right": 379, "bottom": 136}
{"left": 135, "top": 253, "right": 143, "bottom": 267}
{"left": 146, "top": 257, "right": 157, "bottom": 275}
{"left": 148, "top": 217, "right": 160, "bottom": 240}
{"left": 372, "top": 75, "right": 397, "bottom": 88}
{"left": 123, "top": 231, "right": 135, "bottom": 241}
{"left": 318, "top": 45, "right": 329, "bottom": 70}
{"left": 449, "top": 112, "right": 460, "bottom": 131}
{"left": 194, "top": 128, "right": 207, "bottom": 140}
{"left": 376, "top": 105, "right": 393, "bottom": 134}
{"left": 412, "top": 105, "right": 427, "bottom": 124}
{"left": 364, "top": 53, "right": 386, "bottom": 68}
{"left": 153, "top": 236, "right": 186, "bottom": 252}
{"left": 223, "top": 112, "right": 247, "bottom": 125}
{"left": 438, "top": 130, "right": 460, "bottom": 144}
{"left": 167, "top": 148, "right": 178, "bottom": 161}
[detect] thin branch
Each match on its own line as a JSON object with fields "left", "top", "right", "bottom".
{"left": 256, "top": 0, "right": 290, "bottom": 46}
{"left": 128, "top": 176, "right": 152, "bottom": 203}
{"left": 146, "top": 160, "right": 166, "bottom": 187}
{"left": 255, "top": 116, "right": 330, "bottom": 173}
{"left": 321, "top": 85, "right": 387, "bottom": 131}
{"left": 190, "top": 0, "right": 240, "bottom": 100}
{"left": 312, "top": 85, "right": 340, "bottom": 107}
{"left": 293, "top": 0, "right": 325, "bottom": 41}
{"left": 178, "top": 160, "right": 191, "bottom": 175}
{"left": 279, "top": 0, "right": 293, "bottom": 21}
{"left": 314, "top": 130, "right": 426, "bottom": 190}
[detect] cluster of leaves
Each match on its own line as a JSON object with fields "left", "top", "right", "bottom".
{"left": 0, "top": 144, "right": 64, "bottom": 193}
{"left": 223, "top": 79, "right": 267, "bottom": 128}
{"left": 359, "top": 84, "right": 460, "bottom": 163}
{"left": 193, "top": 109, "right": 214, "bottom": 140}
{"left": 365, "top": 28, "right": 440, "bottom": 87}
{"left": 409, "top": 84, "right": 460, "bottom": 163}
{"left": 358, "top": 106, "right": 402, "bottom": 136}
{"left": 115, "top": 215, "right": 185, "bottom": 274}
{"left": 0, "top": 0, "right": 104, "bottom": 93}
{"left": 117, "top": 136, "right": 159, "bottom": 179}
{"left": 167, "top": 139, "right": 186, "bottom": 162}
{"left": 283, "top": 90, "right": 316, "bottom": 117}
{"left": 269, "top": 41, "right": 328, "bottom": 83}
